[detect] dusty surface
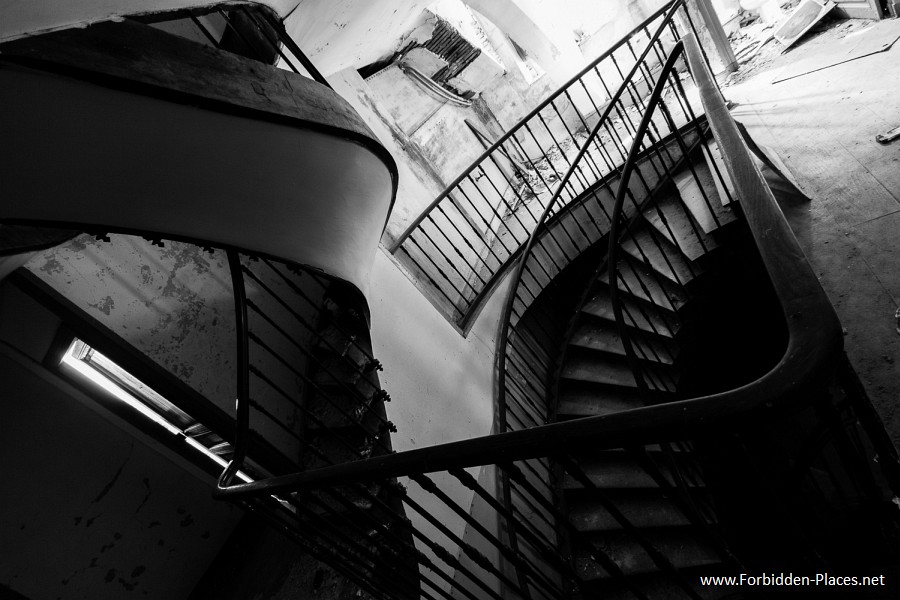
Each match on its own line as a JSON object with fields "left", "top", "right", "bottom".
{"left": 721, "top": 15, "right": 900, "bottom": 447}
{"left": 722, "top": 6, "right": 875, "bottom": 87}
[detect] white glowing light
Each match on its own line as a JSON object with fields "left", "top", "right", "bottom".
{"left": 61, "top": 338, "right": 253, "bottom": 483}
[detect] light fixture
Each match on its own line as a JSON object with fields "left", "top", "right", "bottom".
{"left": 60, "top": 338, "right": 253, "bottom": 483}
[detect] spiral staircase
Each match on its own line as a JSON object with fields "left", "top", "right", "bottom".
{"left": 3, "top": 2, "right": 900, "bottom": 600}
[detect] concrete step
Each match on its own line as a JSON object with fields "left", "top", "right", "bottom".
{"left": 621, "top": 226, "right": 704, "bottom": 286}
{"left": 643, "top": 194, "right": 719, "bottom": 261}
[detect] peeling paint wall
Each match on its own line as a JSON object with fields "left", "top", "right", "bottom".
{"left": 29, "top": 235, "right": 237, "bottom": 407}
{"left": 6, "top": 231, "right": 510, "bottom": 598}
{"left": 26, "top": 234, "right": 318, "bottom": 463}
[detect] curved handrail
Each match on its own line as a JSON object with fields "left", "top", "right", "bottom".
{"left": 388, "top": 1, "right": 701, "bottom": 328}
{"left": 214, "top": 31, "right": 843, "bottom": 499}
{"left": 493, "top": 0, "right": 688, "bottom": 438}
{"left": 607, "top": 43, "right": 688, "bottom": 395}
{"left": 390, "top": 0, "right": 683, "bottom": 250}
{"left": 488, "top": 15, "right": 698, "bottom": 585}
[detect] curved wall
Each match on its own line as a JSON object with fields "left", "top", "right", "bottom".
{"left": 0, "top": 20, "right": 397, "bottom": 297}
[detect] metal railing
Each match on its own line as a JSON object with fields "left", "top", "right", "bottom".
{"left": 389, "top": 0, "right": 714, "bottom": 328}
{"left": 17, "top": 1, "right": 888, "bottom": 595}
{"left": 218, "top": 10, "right": 728, "bottom": 600}
{"left": 489, "top": 10, "right": 724, "bottom": 587}
{"left": 214, "top": 29, "right": 900, "bottom": 600}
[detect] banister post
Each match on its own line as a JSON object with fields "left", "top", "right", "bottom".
{"left": 677, "top": 0, "right": 738, "bottom": 76}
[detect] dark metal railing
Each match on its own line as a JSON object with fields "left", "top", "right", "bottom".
{"left": 606, "top": 41, "right": 717, "bottom": 399}
{"left": 25, "top": 1, "right": 886, "bottom": 595}
{"left": 214, "top": 27, "right": 900, "bottom": 600}
{"left": 490, "top": 16, "right": 723, "bottom": 592}
{"left": 216, "top": 7, "right": 735, "bottom": 599}
{"left": 389, "top": 0, "right": 716, "bottom": 328}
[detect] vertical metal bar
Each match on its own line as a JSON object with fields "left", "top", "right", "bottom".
{"left": 219, "top": 249, "right": 250, "bottom": 490}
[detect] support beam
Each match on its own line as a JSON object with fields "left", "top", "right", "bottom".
{"left": 678, "top": 0, "right": 738, "bottom": 76}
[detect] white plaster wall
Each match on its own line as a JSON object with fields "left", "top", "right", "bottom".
{"left": 367, "top": 247, "right": 512, "bottom": 595}
{"left": 369, "top": 249, "right": 505, "bottom": 451}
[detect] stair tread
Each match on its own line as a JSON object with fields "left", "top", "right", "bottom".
{"left": 621, "top": 225, "right": 703, "bottom": 286}
{"left": 561, "top": 347, "right": 678, "bottom": 392}
{"left": 556, "top": 380, "right": 652, "bottom": 418}
{"left": 604, "top": 258, "right": 688, "bottom": 313}
{"left": 562, "top": 453, "right": 705, "bottom": 491}
{"left": 702, "top": 140, "right": 735, "bottom": 207}
{"left": 672, "top": 166, "right": 737, "bottom": 235}
{"left": 568, "top": 316, "right": 678, "bottom": 365}
{"left": 581, "top": 286, "right": 679, "bottom": 340}
{"left": 643, "top": 194, "right": 718, "bottom": 261}
{"left": 568, "top": 495, "right": 694, "bottom": 531}
{"left": 574, "top": 527, "right": 722, "bottom": 579}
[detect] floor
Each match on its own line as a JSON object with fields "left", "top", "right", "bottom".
{"left": 721, "top": 16, "right": 900, "bottom": 447}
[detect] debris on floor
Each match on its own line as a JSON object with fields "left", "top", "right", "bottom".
{"left": 723, "top": 10, "right": 900, "bottom": 88}
{"left": 771, "top": 18, "right": 900, "bottom": 83}
{"left": 876, "top": 125, "right": 900, "bottom": 145}
{"left": 722, "top": 1, "right": 802, "bottom": 87}
{"left": 773, "top": 0, "right": 836, "bottom": 49}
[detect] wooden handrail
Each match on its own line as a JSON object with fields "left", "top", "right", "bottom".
{"left": 216, "top": 33, "right": 843, "bottom": 500}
